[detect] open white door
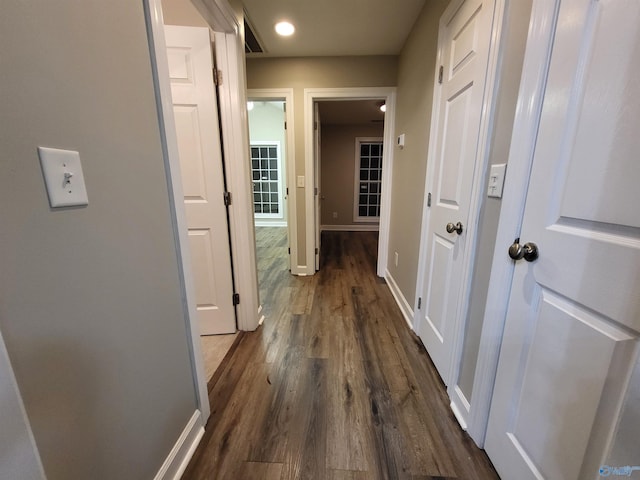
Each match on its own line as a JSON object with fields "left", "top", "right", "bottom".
{"left": 416, "top": 0, "right": 496, "bottom": 384}
{"left": 164, "top": 25, "right": 235, "bottom": 335}
{"left": 485, "top": 1, "right": 640, "bottom": 478}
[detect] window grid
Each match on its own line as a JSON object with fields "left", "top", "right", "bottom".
{"left": 355, "top": 140, "right": 383, "bottom": 221}
{"left": 251, "top": 144, "right": 280, "bottom": 216}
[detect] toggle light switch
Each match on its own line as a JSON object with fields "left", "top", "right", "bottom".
{"left": 487, "top": 163, "right": 506, "bottom": 198}
{"left": 38, "top": 147, "right": 89, "bottom": 207}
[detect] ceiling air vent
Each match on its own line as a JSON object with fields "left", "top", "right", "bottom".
{"left": 244, "top": 13, "right": 264, "bottom": 54}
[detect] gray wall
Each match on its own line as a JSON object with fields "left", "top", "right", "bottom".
{"left": 457, "top": 0, "right": 533, "bottom": 400}
{"left": 0, "top": 2, "right": 198, "bottom": 479}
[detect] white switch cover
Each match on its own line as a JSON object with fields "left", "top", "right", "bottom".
{"left": 296, "top": 175, "right": 305, "bottom": 188}
{"left": 38, "top": 147, "right": 89, "bottom": 207}
{"left": 487, "top": 163, "right": 506, "bottom": 198}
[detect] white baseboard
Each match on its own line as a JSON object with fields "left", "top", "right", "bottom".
{"left": 449, "top": 385, "right": 471, "bottom": 432}
{"left": 321, "top": 224, "right": 379, "bottom": 232}
{"left": 257, "top": 304, "right": 265, "bottom": 326}
{"left": 384, "top": 269, "right": 414, "bottom": 331}
{"left": 154, "top": 410, "right": 204, "bottom": 480}
{"left": 254, "top": 220, "right": 287, "bottom": 227}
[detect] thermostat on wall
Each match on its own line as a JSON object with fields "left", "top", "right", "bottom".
{"left": 397, "top": 133, "right": 405, "bottom": 148}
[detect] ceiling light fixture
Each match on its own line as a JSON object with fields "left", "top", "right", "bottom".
{"left": 380, "top": 103, "right": 386, "bottom": 113}
{"left": 275, "top": 21, "right": 295, "bottom": 37}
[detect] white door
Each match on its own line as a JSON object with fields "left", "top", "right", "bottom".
{"left": 485, "top": 1, "right": 640, "bottom": 479}
{"left": 314, "top": 102, "right": 321, "bottom": 271}
{"left": 165, "top": 25, "right": 236, "bottom": 335}
{"left": 416, "top": 0, "right": 496, "bottom": 384}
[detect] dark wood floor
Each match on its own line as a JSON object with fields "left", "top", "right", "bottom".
{"left": 183, "top": 230, "right": 499, "bottom": 480}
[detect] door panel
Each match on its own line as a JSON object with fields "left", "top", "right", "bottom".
{"left": 417, "top": 0, "right": 496, "bottom": 384}
{"left": 424, "top": 236, "right": 455, "bottom": 341}
{"left": 486, "top": 1, "right": 640, "bottom": 478}
{"left": 165, "top": 25, "right": 235, "bottom": 335}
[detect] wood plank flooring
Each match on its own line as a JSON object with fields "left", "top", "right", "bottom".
{"left": 183, "top": 230, "right": 499, "bottom": 480}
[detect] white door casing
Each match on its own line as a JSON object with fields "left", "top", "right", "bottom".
{"left": 314, "top": 103, "right": 321, "bottom": 271}
{"left": 415, "top": 0, "right": 497, "bottom": 386}
{"left": 485, "top": 0, "right": 640, "bottom": 478}
{"left": 165, "top": 25, "right": 235, "bottom": 335}
{"left": 303, "top": 87, "right": 396, "bottom": 277}
{"left": 247, "top": 89, "right": 295, "bottom": 273}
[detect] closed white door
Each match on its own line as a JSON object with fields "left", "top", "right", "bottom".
{"left": 165, "top": 25, "right": 235, "bottom": 335}
{"left": 485, "top": 1, "right": 640, "bottom": 478}
{"left": 417, "top": 0, "right": 496, "bottom": 384}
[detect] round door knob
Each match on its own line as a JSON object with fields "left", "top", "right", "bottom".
{"left": 508, "top": 238, "right": 539, "bottom": 262}
{"left": 446, "top": 222, "right": 464, "bottom": 235}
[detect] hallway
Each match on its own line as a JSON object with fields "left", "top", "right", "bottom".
{"left": 183, "top": 231, "right": 498, "bottom": 479}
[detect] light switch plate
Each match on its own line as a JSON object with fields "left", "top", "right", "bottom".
{"left": 296, "top": 175, "right": 305, "bottom": 188}
{"left": 38, "top": 147, "right": 89, "bottom": 207}
{"left": 487, "top": 163, "right": 506, "bottom": 198}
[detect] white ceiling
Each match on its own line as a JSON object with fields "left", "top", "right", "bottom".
{"left": 242, "top": 0, "right": 426, "bottom": 57}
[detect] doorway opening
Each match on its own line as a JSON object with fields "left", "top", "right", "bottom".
{"left": 247, "top": 97, "right": 293, "bottom": 318}
{"left": 245, "top": 89, "right": 295, "bottom": 321}
{"left": 314, "top": 99, "right": 386, "bottom": 269}
{"left": 303, "top": 87, "right": 396, "bottom": 277}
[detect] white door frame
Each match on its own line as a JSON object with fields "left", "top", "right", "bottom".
{"left": 144, "top": 0, "right": 259, "bottom": 422}
{"left": 212, "top": 30, "right": 260, "bottom": 332}
{"left": 414, "top": 0, "right": 504, "bottom": 407}
{"left": 466, "top": 0, "right": 561, "bottom": 446}
{"left": 247, "top": 88, "right": 296, "bottom": 275}
{"left": 303, "top": 87, "right": 397, "bottom": 277}
{"left": 0, "top": 329, "right": 46, "bottom": 479}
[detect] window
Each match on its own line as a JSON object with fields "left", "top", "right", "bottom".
{"left": 354, "top": 138, "right": 383, "bottom": 222}
{"left": 251, "top": 142, "right": 283, "bottom": 217}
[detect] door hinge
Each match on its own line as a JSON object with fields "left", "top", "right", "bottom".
{"left": 315, "top": 247, "right": 319, "bottom": 254}
{"left": 438, "top": 65, "right": 443, "bottom": 84}
{"left": 314, "top": 187, "right": 318, "bottom": 196}
{"left": 427, "top": 192, "right": 432, "bottom": 207}
{"left": 223, "top": 191, "right": 232, "bottom": 206}
{"left": 213, "top": 68, "right": 223, "bottom": 86}
{"left": 314, "top": 121, "right": 318, "bottom": 130}
{"left": 288, "top": 247, "right": 291, "bottom": 254}
{"left": 232, "top": 293, "right": 240, "bottom": 306}
{"left": 286, "top": 187, "right": 289, "bottom": 195}
{"left": 284, "top": 121, "right": 287, "bottom": 130}
{"left": 418, "top": 297, "right": 422, "bottom": 309}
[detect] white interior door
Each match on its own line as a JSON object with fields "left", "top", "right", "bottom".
{"left": 314, "top": 102, "right": 321, "bottom": 271}
{"left": 485, "top": 1, "right": 640, "bottom": 478}
{"left": 417, "top": 0, "right": 496, "bottom": 384}
{"left": 165, "top": 25, "right": 235, "bottom": 335}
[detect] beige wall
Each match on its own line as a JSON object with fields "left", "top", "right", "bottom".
{"left": 386, "top": 0, "right": 449, "bottom": 303}
{"left": 246, "top": 56, "right": 398, "bottom": 265}
{"left": 321, "top": 124, "right": 384, "bottom": 227}
{"left": 0, "top": 2, "right": 197, "bottom": 479}
{"left": 162, "top": 0, "right": 209, "bottom": 26}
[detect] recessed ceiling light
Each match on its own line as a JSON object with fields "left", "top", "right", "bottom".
{"left": 275, "top": 21, "right": 295, "bottom": 37}
{"left": 380, "top": 104, "right": 386, "bottom": 113}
